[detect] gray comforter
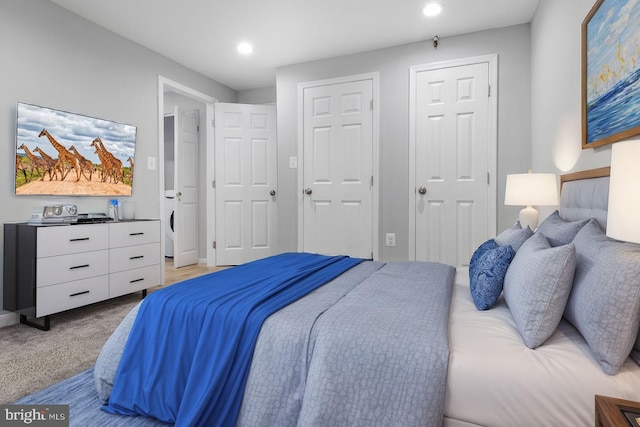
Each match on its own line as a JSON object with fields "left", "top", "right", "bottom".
{"left": 96, "top": 260, "right": 455, "bottom": 426}
{"left": 238, "top": 261, "right": 455, "bottom": 427}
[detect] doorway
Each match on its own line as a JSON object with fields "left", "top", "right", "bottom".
{"left": 297, "top": 73, "right": 380, "bottom": 259}
{"left": 408, "top": 55, "right": 498, "bottom": 267}
{"left": 158, "top": 77, "right": 217, "bottom": 278}
{"left": 213, "top": 102, "right": 278, "bottom": 266}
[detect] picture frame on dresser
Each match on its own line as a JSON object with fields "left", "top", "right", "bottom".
{"left": 3, "top": 220, "right": 161, "bottom": 331}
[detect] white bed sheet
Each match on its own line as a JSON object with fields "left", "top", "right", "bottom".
{"left": 444, "top": 268, "right": 640, "bottom": 427}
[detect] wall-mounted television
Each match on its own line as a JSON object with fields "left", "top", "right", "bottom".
{"left": 15, "top": 102, "right": 136, "bottom": 196}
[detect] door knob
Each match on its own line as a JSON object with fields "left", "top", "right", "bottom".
{"left": 304, "top": 188, "right": 312, "bottom": 195}
{"left": 418, "top": 186, "right": 427, "bottom": 195}
{"left": 270, "top": 190, "right": 276, "bottom": 196}
{"left": 176, "top": 191, "right": 182, "bottom": 197}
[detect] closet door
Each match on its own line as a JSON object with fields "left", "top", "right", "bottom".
{"left": 300, "top": 78, "right": 374, "bottom": 258}
{"left": 410, "top": 57, "right": 497, "bottom": 266}
{"left": 214, "top": 103, "right": 277, "bottom": 266}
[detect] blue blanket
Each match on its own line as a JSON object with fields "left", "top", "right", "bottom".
{"left": 104, "top": 252, "right": 363, "bottom": 426}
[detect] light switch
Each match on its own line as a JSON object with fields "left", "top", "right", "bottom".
{"left": 147, "top": 157, "right": 156, "bottom": 170}
{"left": 385, "top": 233, "right": 396, "bottom": 247}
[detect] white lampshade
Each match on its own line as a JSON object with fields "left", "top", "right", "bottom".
{"left": 504, "top": 172, "right": 559, "bottom": 230}
{"left": 607, "top": 139, "right": 640, "bottom": 244}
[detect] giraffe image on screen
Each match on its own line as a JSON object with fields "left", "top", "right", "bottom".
{"left": 14, "top": 102, "right": 136, "bottom": 196}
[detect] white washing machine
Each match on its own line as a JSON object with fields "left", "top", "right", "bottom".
{"left": 165, "top": 190, "right": 175, "bottom": 258}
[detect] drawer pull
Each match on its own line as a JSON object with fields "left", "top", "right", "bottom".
{"left": 130, "top": 255, "right": 144, "bottom": 260}
{"left": 69, "top": 290, "right": 90, "bottom": 297}
{"left": 130, "top": 278, "right": 145, "bottom": 283}
{"left": 70, "top": 237, "right": 90, "bottom": 242}
{"left": 129, "top": 232, "right": 144, "bottom": 236}
{"left": 70, "top": 264, "right": 90, "bottom": 270}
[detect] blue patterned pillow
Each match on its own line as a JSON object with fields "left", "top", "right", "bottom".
{"left": 564, "top": 220, "right": 640, "bottom": 375}
{"left": 469, "top": 239, "right": 498, "bottom": 280}
{"left": 503, "top": 232, "right": 576, "bottom": 348}
{"left": 470, "top": 245, "right": 516, "bottom": 310}
{"left": 494, "top": 221, "right": 533, "bottom": 251}
{"left": 536, "top": 210, "right": 588, "bottom": 247}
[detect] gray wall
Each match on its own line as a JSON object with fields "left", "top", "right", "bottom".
{"left": 0, "top": 0, "right": 236, "bottom": 316}
{"left": 237, "top": 86, "right": 277, "bottom": 105}
{"left": 276, "top": 24, "right": 532, "bottom": 261}
{"left": 531, "top": 0, "right": 613, "bottom": 179}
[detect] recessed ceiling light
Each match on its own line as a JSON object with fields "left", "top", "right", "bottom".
{"left": 423, "top": 2, "right": 443, "bottom": 17}
{"left": 237, "top": 42, "right": 253, "bottom": 55}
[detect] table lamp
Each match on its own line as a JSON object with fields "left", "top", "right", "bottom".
{"left": 504, "top": 171, "right": 559, "bottom": 230}
{"left": 607, "top": 139, "right": 640, "bottom": 244}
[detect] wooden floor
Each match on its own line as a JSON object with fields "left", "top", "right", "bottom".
{"left": 161, "top": 258, "right": 227, "bottom": 287}
{"left": 143, "top": 259, "right": 226, "bottom": 293}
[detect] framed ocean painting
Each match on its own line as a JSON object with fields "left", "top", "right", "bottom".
{"left": 582, "top": 0, "right": 640, "bottom": 149}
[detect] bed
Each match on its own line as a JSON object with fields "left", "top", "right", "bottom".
{"left": 16, "top": 167, "right": 640, "bottom": 426}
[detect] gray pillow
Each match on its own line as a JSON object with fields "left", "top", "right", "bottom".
{"left": 504, "top": 232, "right": 576, "bottom": 348}
{"left": 494, "top": 221, "right": 533, "bottom": 252}
{"left": 564, "top": 220, "right": 640, "bottom": 375}
{"left": 94, "top": 301, "right": 142, "bottom": 402}
{"left": 536, "top": 210, "right": 588, "bottom": 247}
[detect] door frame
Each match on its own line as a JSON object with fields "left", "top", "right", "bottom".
{"left": 296, "top": 72, "right": 380, "bottom": 259}
{"left": 408, "top": 55, "right": 498, "bottom": 260}
{"left": 157, "top": 76, "right": 218, "bottom": 273}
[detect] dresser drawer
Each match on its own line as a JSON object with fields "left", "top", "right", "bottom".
{"left": 37, "top": 224, "right": 109, "bottom": 257}
{"left": 110, "top": 265, "right": 160, "bottom": 298}
{"left": 36, "top": 275, "right": 109, "bottom": 317}
{"left": 37, "top": 250, "right": 109, "bottom": 287}
{"left": 110, "top": 221, "right": 160, "bottom": 248}
{"left": 110, "top": 243, "right": 161, "bottom": 273}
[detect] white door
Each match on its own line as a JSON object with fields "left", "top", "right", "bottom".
{"left": 301, "top": 78, "right": 374, "bottom": 258}
{"left": 411, "top": 58, "right": 496, "bottom": 266}
{"left": 173, "top": 107, "right": 200, "bottom": 268}
{"left": 214, "top": 103, "right": 277, "bottom": 266}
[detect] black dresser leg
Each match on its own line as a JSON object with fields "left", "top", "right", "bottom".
{"left": 20, "top": 314, "right": 50, "bottom": 331}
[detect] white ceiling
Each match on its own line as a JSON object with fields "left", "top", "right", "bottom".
{"left": 50, "top": 0, "right": 539, "bottom": 91}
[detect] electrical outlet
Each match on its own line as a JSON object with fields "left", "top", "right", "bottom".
{"left": 385, "top": 233, "right": 396, "bottom": 247}
{"left": 289, "top": 156, "right": 298, "bottom": 169}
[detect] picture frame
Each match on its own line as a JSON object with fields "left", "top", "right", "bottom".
{"left": 582, "top": 0, "right": 640, "bottom": 149}
{"left": 623, "top": 409, "right": 640, "bottom": 427}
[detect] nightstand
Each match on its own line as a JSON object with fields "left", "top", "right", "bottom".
{"left": 596, "top": 395, "right": 640, "bottom": 427}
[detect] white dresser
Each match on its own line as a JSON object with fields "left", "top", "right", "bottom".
{"left": 3, "top": 220, "right": 161, "bottom": 330}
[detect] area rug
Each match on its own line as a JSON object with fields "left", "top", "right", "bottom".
{"left": 14, "top": 368, "right": 169, "bottom": 426}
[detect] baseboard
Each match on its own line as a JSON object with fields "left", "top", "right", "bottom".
{"left": 0, "top": 312, "right": 19, "bottom": 328}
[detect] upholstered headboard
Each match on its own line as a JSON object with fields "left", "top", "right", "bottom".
{"left": 559, "top": 167, "right": 610, "bottom": 230}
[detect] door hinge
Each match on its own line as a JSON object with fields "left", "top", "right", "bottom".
{"left": 211, "top": 119, "right": 215, "bottom": 127}
{"left": 370, "top": 251, "right": 373, "bottom": 259}
{"left": 371, "top": 176, "right": 374, "bottom": 186}
{"left": 213, "top": 241, "right": 217, "bottom": 249}
{"left": 488, "top": 85, "right": 491, "bottom": 97}
{"left": 487, "top": 172, "right": 490, "bottom": 185}
{"left": 370, "top": 99, "right": 373, "bottom": 111}
{"left": 212, "top": 180, "right": 216, "bottom": 189}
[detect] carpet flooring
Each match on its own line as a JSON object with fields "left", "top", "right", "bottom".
{"left": 0, "top": 261, "right": 224, "bottom": 405}
{"left": 0, "top": 292, "right": 142, "bottom": 404}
